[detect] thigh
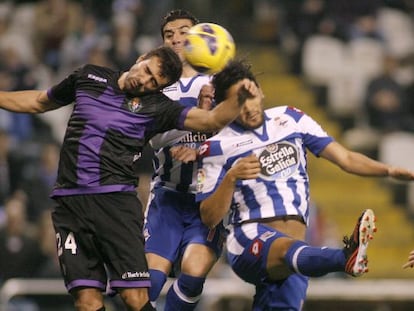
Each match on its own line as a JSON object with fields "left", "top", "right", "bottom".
{"left": 253, "top": 274, "right": 309, "bottom": 311}
{"left": 52, "top": 197, "right": 107, "bottom": 292}
{"left": 226, "top": 223, "right": 286, "bottom": 285}
{"left": 181, "top": 207, "right": 226, "bottom": 260}
{"left": 144, "top": 187, "right": 185, "bottom": 262}
{"left": 94, "top": 192, "right": 151, "bottom": 290}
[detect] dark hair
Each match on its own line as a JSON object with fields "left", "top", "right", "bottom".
{"left": 143, "top": 46, "right": 183, "bottom": 88}
{"left": 212, "top": 59, "right": 258, "bottom": 104}
{"left": 160, "top": 9, "right": 199, "bottom": 38}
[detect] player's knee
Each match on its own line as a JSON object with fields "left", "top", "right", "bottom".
{"left": 73, "top": 288, "right": 104, "bottom": 311}
{"left": 177, "top": 273, "right": 206, "bottom": 299}
{"left": 119, "top": 288, "right": 150, "bottom": 309}
{"left": 74, "top": 300, "right": 104, "bottom": 310}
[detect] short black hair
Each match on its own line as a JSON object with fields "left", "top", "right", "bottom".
{"left": 143, "top": 46, "right": 183, "bottom": 89}
{"left": 160, "top": 9, "right": 199, "bottom": 38}
{"left": 212, "top": 59, "right": 258, "bottom": 104}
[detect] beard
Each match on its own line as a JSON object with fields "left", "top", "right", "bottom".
{"left": 238, "top": 112, "right": 265, "bottom": 130}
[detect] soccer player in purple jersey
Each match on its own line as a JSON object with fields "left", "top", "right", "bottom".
{"left": 197, "top": 60, "right": 414, "bottom": 310}
{"left": 144, "top": 10, "right": 224, "bottom": 311}
{"left": 0, "top": 47, "right": 258, "bottom": 311}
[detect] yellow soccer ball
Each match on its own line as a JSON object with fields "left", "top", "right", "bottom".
{"left": 183, "top": 23, "right": 236, "bottom": 74}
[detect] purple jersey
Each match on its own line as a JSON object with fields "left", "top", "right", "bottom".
{"left": 48, "top": 64, "right": 190, "bottom": 197}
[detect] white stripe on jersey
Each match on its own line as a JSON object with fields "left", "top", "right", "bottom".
{"left": 150, "top": 74, "right": 211, "bottom": 193}
{"left": 197, "top": 106, "right": 334, "bottom": 225}
{"left": 226, "top": 226, "right": 245, "bottom": 255}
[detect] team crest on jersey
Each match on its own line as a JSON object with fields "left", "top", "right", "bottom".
{"left": 256, "top": 141, "right": 299, "bottom": 180}
{"left": 127, "top": 97, "right": 142, "bottom": 112}
{"left": 196, "top": 168, "right": 206, "bottom": 192}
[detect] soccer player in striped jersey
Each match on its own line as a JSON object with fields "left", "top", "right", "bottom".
{"left": 197, "top": 60, "right": 414, "bottom": 310}
{"left": 0, "top": 47, "right": 257, "bottom": 311}
{"left": 144, "top": 10, "right": 225, "bottom": 310}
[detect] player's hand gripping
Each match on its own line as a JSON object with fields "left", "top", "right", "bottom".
{"left": 170, "top": 145, "right": 198, "bottom": 163}
{"left": 228, "top": 153, "right": 261, "bottom": 183}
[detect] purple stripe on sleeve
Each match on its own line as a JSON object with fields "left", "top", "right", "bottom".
{"left": 177, "top": 106, "right": 192, "bottom": 130}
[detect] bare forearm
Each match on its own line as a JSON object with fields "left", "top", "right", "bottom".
{"left": 343, "top": 151, "right": 414, "bottom": 180}
{"left": 183, "top": 79, "right": 258, "bottom": 132}
{"left": 200, "top": 173, "right": 237, "bottom": 229}
{"left": 201, "top": 154, "right": 261, "bottom": 228}
{"left": 341, "top": 151, "right": 390, "bottom": 177}
{"left": 0, "top": 90, "right": 57, "bottom": 113}
{"left": 184, "top": 87, "right": 244, "bottom": 132}
{"left": 321, "top": 142, "right": 414, "bottom": 181}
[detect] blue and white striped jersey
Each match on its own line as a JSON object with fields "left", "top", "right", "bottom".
{"left": 196, "top": 106, "right": 334, "bottom": 225}
{"left": 150, "top": 74, "right": 212, "bottom": 193}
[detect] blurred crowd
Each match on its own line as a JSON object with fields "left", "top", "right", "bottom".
{"left": 278, "top": 0, "right": 414, "bottom": 160}
{"left": 0, "top": 0, "right": 413, "bottom": 308}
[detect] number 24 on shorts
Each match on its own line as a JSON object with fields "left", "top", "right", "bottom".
{"left": 57, "top": 232, "right": 78, "bottom": 256}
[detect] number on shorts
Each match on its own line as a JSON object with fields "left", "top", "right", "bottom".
{"left": 56, "top": 232, "right": 78, "bottom": 256}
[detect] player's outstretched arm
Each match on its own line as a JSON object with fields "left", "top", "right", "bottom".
{"left": 183, "top": 78, "right": 258, "bottom": 132}
{"left": 320, "top": 141, "right": 414, "bottom": 181}
{"left": 0, "top": 90, "right": 60, "bottom": 113}
{"left": 402, "top": 249, "right": 414, "bottom": 269}
{"left": 200, "top": 154, "right": 260, "bottom": 229}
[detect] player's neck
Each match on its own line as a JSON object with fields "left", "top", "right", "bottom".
{"left": 181, "top": 63, "right": 200, "bottom": 78}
